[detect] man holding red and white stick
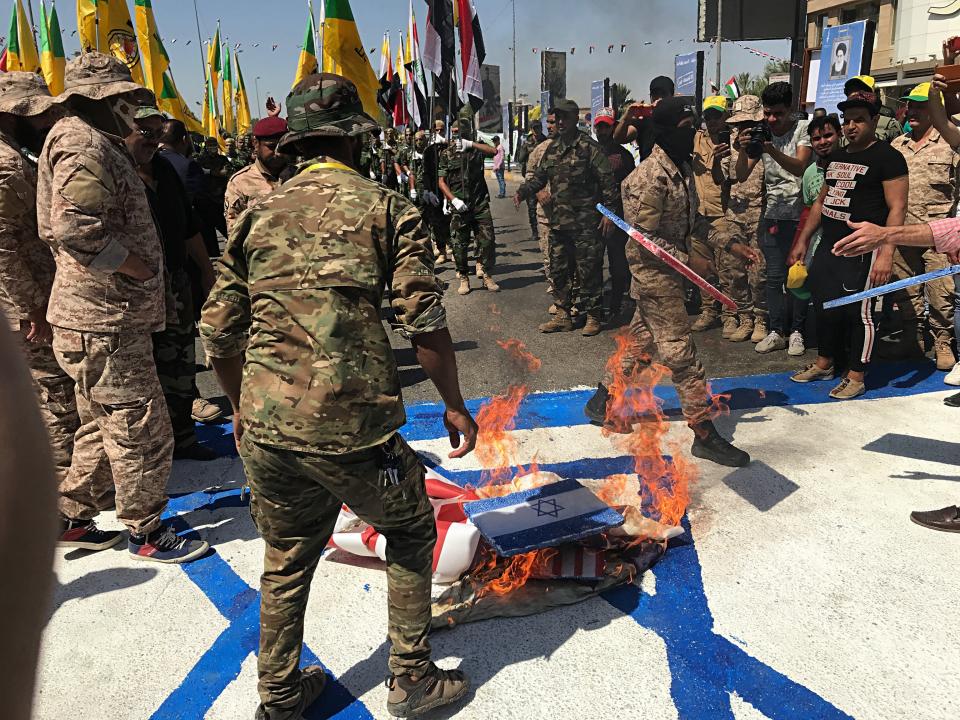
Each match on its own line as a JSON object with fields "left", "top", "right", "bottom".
{"left": 584, "top": 98, "right": 758, "bottom": 468}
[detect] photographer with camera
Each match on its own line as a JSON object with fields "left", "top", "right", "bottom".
{"left": 736, "top": 82, "right": 813, "bottom": 355}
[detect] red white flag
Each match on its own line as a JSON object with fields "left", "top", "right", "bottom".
{"left": 455, "top": 0, "right": 484, "bottom": 109}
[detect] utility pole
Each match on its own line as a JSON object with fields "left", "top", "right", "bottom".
{"left": 512, "top": 0, "right": 517, "bottom": 104}
{"left": 715, "top": 0, "right": 723, "bottom": 92}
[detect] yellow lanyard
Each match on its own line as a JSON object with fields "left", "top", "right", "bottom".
{"left": 304, "top": 160, "right": 357, "bottom": 175}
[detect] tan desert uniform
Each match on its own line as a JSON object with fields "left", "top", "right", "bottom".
{"left": 0, "top": 76, "right": 91, "bottom": 489}
{"left": 605, "top": 144, "right": 717, "bottom": 423}
{"left": 525, "top": 137, "right": 554, "bottom": 285}
{"left": 38, "top": 54, "right": 171, "bottom": 535}
{"left": 890, "top": 128, "right": 958, "bottom": 356}
{"left": 224, "top": 159, "right": 283, "bottom": 233}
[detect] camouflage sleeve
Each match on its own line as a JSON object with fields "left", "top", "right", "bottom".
{"left": 389, "top": 199, "right": 447, "bottom": 339}
{"left": 47, "top": 146, "right": 129, "bottom": 272}
{"left": 199, "top": 212, "right": 251, "bottom": 359}
{"left": 622, "top": 167, "right": 689, "bottom": 265}
{"left": 0, "top": 170, "right": 46, "bottom": 316}
{"left": 437, "top": 149, "right": 450, "bottom": 179}
{"left": 223, "top": 177, "right": 246, "bottom": 235}
{"left": 591, "top": 144, "right": 619, "bottom": 211}
{"left": 517, "top": 160, "right": 548, "bottom": 200}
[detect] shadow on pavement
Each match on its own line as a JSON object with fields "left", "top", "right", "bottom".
{"left": 48, "top": 567, "right": 158, "bottom": 622}
{"left": 721, "top": 461, "right": 801, "bottom": 512}
{"left": 863, "top": 433, "right": 960, "bottom": 467}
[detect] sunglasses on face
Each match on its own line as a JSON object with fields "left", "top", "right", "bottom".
{"left": 136, "top": 126, "right": 163, "bottom": 141}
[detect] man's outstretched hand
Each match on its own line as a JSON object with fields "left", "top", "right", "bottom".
{"left": 832, "top": 220, "right": 889, "bottom": 257}
{"left": 444, "top": 406, "right": 478, "bottom": 459}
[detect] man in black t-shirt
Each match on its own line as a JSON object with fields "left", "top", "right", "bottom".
{"left": 787, "top": 91, "right": 908, "bottom": 400}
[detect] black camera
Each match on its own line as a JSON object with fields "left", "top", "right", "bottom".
{"left": 745, "top": 122, "right": 772, "bottom": 160}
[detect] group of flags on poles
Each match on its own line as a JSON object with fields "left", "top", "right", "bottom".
{"left": 0, "top": 0, "right": 488, "bottom": 142}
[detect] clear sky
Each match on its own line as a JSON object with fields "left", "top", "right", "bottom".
{"left": 36, "top": 0, "right": 792, "bottom": 113}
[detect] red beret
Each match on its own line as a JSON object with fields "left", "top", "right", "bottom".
{"left": 253, "top": 116, "right": 288, "bottom": 138}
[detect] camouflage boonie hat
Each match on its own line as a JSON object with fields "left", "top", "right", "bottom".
{"left": 727, "top": 94, "right": 763, "bottom": 123}
{"left": 60, "top": 52, "right": 154, "bottom": 105}
{"left": 279, "top": 73, "right": 378, "bottom": 152}
{"left": 0, "top": 71, "right": 58, "bottom": 116}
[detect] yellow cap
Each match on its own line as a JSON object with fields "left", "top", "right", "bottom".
{"left": 902, "top": 82, "right": 935, "bottom": 102}
{"left": 786, "top": 262, "right": 808, "bottom": 290}
{"left": 844, "top": 75, "right": 876, "bottom": 92}
{"left": 702, "top": 95, "right": 728, "bottom": 113}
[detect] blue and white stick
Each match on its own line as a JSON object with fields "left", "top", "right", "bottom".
{"left": 823, "top": 264, "right": 960, "bottom": 309}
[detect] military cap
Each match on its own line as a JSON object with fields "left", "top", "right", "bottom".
{"left": 279, "top": 72, "right": 378, "bottom": 152}
{"left": 702, "top": 95, "right": 728, "bottom": 113}
{"left": 901, "top": 82, "right": 937, "bottom": 103}
{"left": 253, "top": 116, "right": 288, "bottom": 138}
{"left": 0, "top": 71, "right": 58, "bottom": 116}
{"left": 550, "top": 98, "right": 579, "bottom": 115}
{"left": 727, "top": 94, "right": 763, "bottom": 123}
{"left": 134, "top": 106, "right": 165, "bottom": 120}
{"left": 60, "top": 51, "right": 154, "bottom": 105}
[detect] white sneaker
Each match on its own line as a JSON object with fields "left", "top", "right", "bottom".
{"left": 755, "top": 331, "right": 787, "bottom": 354}
{"left": 788, "top": 331, "right": 805, "bottom": 356}
{"left": 946, "top": 362, "right": 960, "bottom": 387}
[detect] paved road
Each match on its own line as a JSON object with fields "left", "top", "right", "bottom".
{"left": 40, "top": 177, "right": 960, "bottom": 719}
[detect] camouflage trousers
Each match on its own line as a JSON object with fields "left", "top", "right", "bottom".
{"left": 52, "top": 329, "right": 171, "bottom": 535}
{"left": 152, "top": 270, "right": 198, "bottom": 449}
{"left": 526, "top": 196, "right": 538, "bottom": 240}
{"left": 423, "top": 205, "right": 450, "bottom": 256}
{"left": 536, "top": 203, "right": 553, "bottom": 289}
{"left": 549, "top": 224, "right": 604, "bottom": 317}
{"left": 241, "top": 433, "right": 436, "bottom": 712}
{"left": 690, "top": 214, "right": 751, "bottom": 320}
{"left": 891, "top": 246, "right": 954, "bottom": 349}
{"left": 605, "top": 249, "right": 710, "bottom": 423}
{"left": 715, "top": 214, "right": 767, "bottom": 322}
{"left": 450, "top": 203, "right": 496, "bottom": 276}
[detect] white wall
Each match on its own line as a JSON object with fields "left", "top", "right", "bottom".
{"left": 894, "top": 0, "right": 960, "bottom": 64}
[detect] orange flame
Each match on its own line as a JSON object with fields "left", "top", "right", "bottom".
{"left": 598, "top": 329, "right": 694, "bottom": 527}
{"left": 474, "top": 384, "right": 527, "bottom": 484}
{"left": 471, "top": 545, "right": 557, "bottom": 597}
{"left": 497, "top": 338, "right": 543, "bottom": 373}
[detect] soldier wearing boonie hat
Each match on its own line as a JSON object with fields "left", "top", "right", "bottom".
{"left": 38, "top": 52, "right": 209, "bottom": 564}
{"left": 200, "top": 73, "right": 477, "bottom": 720}
{"left": 888, "top": 81, "right": 959, "bottom": 371}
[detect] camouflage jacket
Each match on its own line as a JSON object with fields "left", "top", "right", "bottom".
{"left": 525, "top": 138, "right": 554, "bottom": 223}
{"left": 517, "top": 130, "right": 618, "bottom": 231}
{"left": 199, "top": 156, "right": 447, "bottom": 454}
{"left": 725, "top": 135, "right": 765, "bottom": 223}
{"left": 622, "top": 144, "right": 699, "bottom": 294}
{"left": 438, "top": 144, "right": 490, "bottom": 208}
{"left": 692, "top": 129, "right": 728, "bottom": 217}
{"left": 0, "top": 132, "right": 56, "bottom": 328}
{"left": 891, "top": 129, "right": 958, "bottom": 225}
{"left": 224, "top": 160, "right": 283, "bottom": 234}
{"left": 38, "top": 115, "right": 166, "bottom": 334}
{"left": 396, "top": 143, "right": 412, "bottom": 170}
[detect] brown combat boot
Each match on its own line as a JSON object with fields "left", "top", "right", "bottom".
{"left": 729, "top": 316, "right": 754, "bottom": 342}
{"left": 581, "top": 315, "right": 603, "bottom": 336}
{"left": 539, "top": 310, "right": 574, "bottom": 333}
{"left": 935, "top": 340, "right": 956, "bottom": 371}
{"left": 481, "top": 271, "right": 500, "bottom": 292}
{"left": 456, "top": 274, "right": 471, "bottom": 295}
{"left": 254, "top": 666, "right": 328, "bottom": 720}
{"left": 386, "top": 664, "right": 469, "bottom": 718}
{"left": 721, "top": 316, "right": 739, "bottom": 339}
{"left": 691, "top": 310, "right": 720, "bottom": 332}
{"left": 751, "top": 318, "right": 768, "bottom": 344}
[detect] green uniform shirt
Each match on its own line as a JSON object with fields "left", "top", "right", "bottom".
{"left": 438, "top": 145, "right": 490, "bottom": 208}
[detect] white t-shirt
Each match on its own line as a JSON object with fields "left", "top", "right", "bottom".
{"left": 762, "top": 119, "right": 811, "bottom": 221}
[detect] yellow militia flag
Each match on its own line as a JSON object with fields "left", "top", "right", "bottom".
{"left": 39, "top": 1, "right": 65, "bottom": 94}
{"left": 158, "top": 71, "right": 203, "bottom": 134}
{"left": 134, "top": 0, "right": 169, "bottom": 97}
{"left": 206, "top": 24, "right": 221, "bottom": 117}
{"left": 322, "top": 0, "right": 380, "bottom": 117}
{"left": 77, "top": 0, "right": 110, "bottom": 53}
{"left": 104, "top": 0, "right": 144, "bottom": 85}
{"left": 292, "top": 11, "right": 317, "bottom": 89}
{"left": 202, "top": 73, "right": 225, "bottom": 150}
{"left": 234, "top": 52, "right": 253, "bottom": 136}
{"left": 221, "top": 43, "right": 235, "bottom": 136}
{"left": 6, "top": 0, "right": 40, "bottom": 73}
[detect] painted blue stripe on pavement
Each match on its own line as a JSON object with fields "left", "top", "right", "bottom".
{"left": 401, "top": 361, "right": 945, "bottom": 442}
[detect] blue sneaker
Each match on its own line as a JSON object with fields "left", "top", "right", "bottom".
{"left": 128, "top": 525, "right": 208, "bottom": 564}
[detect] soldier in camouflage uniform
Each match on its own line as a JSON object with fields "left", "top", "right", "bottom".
{"left": 417, "top": 130, "right": 451, "bottom": 264}
{"left": 890, "top": 82, "right": 958, "bottom": 369}
{"left": 200, "top": 73, "right": 477, "bottom": 720}
{"left": 38, "top": 52, "right": 208, "bottom": 563}
{"left": 720, "top": 95, "right": 769, "bottom": 343}
{"left": 380, "top": 127, "right": 399, "bottom": 190}
{"left": 395, "top": 128, "right": 413, "bottom": 198}
{"left": 515, "top": 98, "right": 618, "bottom": 336}
{"left": 236, "top": 132, "right": 254, "bottom": 166}
{"left": 438, "top": 118, "right": 500, "bottom": 294}
{"left": 0, "top": 72, "right": 115, "bottom": 517}
{"left": 525, "top": 115, "right": 557, "bottom": 293}
{"left": 583, "top": 98, "right": 755, "bottom": 468}
{"left": 224, "top": 116, "right": 290, "bottom": 233}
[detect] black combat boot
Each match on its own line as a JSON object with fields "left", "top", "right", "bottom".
{"left": 584, "top": 384, "right": 610, "bottom": 425}
{"left": 690, "top": 420, "right": 750, "bottom": 468}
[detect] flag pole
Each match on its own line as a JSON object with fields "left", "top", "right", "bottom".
{"left": 26, "top": 0, "right": 39, "bottom": 50}
{"left": 94, "top": 0, "right": 100, "bottom": 51}
{"left": 192, "top": 0, "right": 207, "bottom": 83}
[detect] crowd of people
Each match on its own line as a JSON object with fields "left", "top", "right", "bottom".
{"left": 2, "top": 37, "right": 960, "bottom": 719}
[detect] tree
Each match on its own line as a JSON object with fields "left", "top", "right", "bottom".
{"left": 610, "top": 82, "right": 634, "bottom": 113}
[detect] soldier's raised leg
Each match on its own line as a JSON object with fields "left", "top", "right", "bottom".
{"left": 450, "top": 214, "right": 473, "bottom": 296}
{"left": 474, "top": 208, "right": 499, "bottom": 292}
